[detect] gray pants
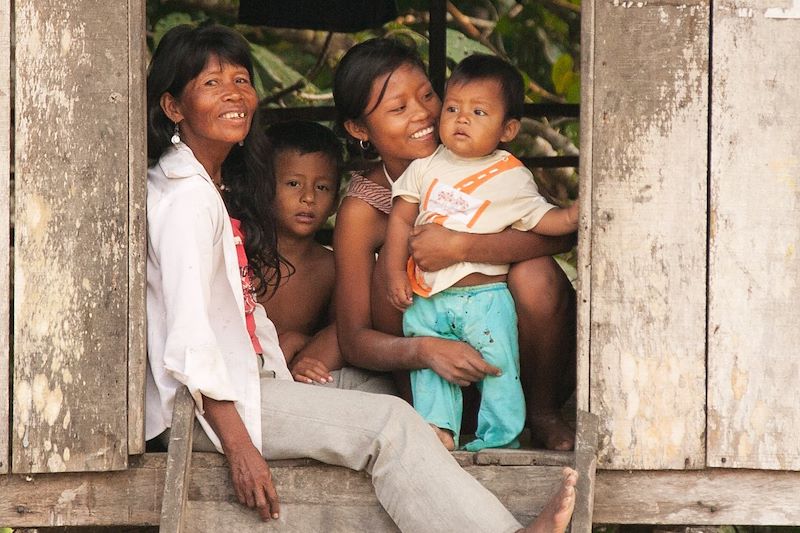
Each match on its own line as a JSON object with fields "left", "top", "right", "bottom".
{"left": 176, "top": 368, "right": 522, "bottom": 533}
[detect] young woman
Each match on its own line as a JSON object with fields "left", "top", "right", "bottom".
{"left": 332, "top": 38, "right": 578, "bottom": 451}
{"left": 145, "top": 23, "right": 577, "bottom": 531}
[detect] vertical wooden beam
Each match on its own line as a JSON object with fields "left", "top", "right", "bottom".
{"left": 589, "top": 1, "right": 709, "bottom": 469}
{"left": 575, "top": 0, "right": 595, "bottom": 415}
{"left": 0, "top": 0, "right": 10, "bottom": 475}
{"left": 707, "top": 1, "right": 800, "bottom": 470}
{"left": 12, "top": 1, "right": 129, "bottom": 473}
{"left": 571, "top": 411, "right": 599, "bottom": 533}
{"left": 160, "top": 387, "right": 196, "bottom": 533}
{"left": 128, "top": 0, "right": 147, "bottom": 456}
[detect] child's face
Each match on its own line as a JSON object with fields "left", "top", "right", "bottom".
{"left": 439, "top": 78, "right": 519, "bottom": 159}
{"left": 273, "top": 149, "right": 338, "bottom": 239}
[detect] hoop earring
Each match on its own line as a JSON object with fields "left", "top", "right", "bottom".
{"left": 170, "top": 123, "right": 181, "bottom": 145}
{"left": 359, "top": 139, "right": 371, "bottom": 152}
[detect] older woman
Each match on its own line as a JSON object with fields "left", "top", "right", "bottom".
{"left": 145, "top": 23, "right": 576, "bottom": 531}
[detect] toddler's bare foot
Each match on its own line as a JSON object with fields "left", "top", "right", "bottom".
{"left": 520, "top": 467, "right": 577, "bottom": 533}
{"left": 429, "top": 424, "right": 455, "bottom": 450}
{"left": 529, "top": 411, "right": 575, "bottom": 451}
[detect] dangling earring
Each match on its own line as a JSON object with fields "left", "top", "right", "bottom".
{"left": 170, "top": 123, "right": 181, "bottom": 145}
{"left": 359, "top": 139, "right": 371, "bottom": 152}
{"left": 238, "top": 139, "right": 244, "bottom": 147}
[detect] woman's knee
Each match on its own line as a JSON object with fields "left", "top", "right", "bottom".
{"left": 508, "top": 257, "right": 573, "bottom": 320}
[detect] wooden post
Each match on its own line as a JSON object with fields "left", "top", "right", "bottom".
{"left": 575, "top": 0, "right": 595, "bottom": 415}
{"left": 0, "top": 0, "right": 10, "bottom": 475}
{"left": 159, "top": 387, "right": 196, "bottom": 533}
{"left": 127, "top": 0, "right": 148, "bottom": 457}
{"left": 588, "top": 0, "right": 710, "bottom": 470}
{"left": 571, "top": 410, "right": 599, "bottom": 533}
{"left": 707, "top": 0, "right": 800, "bottom": 470}
{"left": 12, "top": 1, "right": 131, "bottom": 473}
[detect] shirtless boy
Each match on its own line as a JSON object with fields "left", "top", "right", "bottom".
{"left": 260, "top": 120, "right": 344, "bottom": 384}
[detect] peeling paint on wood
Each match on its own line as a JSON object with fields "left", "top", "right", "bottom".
{"left": 1, "top": 0, "right": 10, "bottom": 476}
{"left": 707, "top": 0, "right": 800, "bottom": 470}
{"left": 12, "top": 1, "right": 129, "bottom": 473}
{"left": 589, "top": 0, "right": 708, "bottom": 469}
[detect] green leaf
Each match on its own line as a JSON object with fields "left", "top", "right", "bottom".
{"left": 249, "top": 43, "right": 311, "bottom": 99}
{"left": 551, "top": 53, "right": 574, "bottom": 95}
{"left": 445, "top": 29, "right": 494, "bottom": 64}
{"left": 152, "top": 12, "right": 194, "bottom": 49}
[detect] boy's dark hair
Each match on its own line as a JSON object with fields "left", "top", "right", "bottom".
{"left": 265, "top": 120, "right": 344, "bottom": 189}
{"left": 447, "top": 54, "right": 525, "bottom": 120}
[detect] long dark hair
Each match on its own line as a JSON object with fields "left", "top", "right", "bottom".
{"left": 333, "top": 37, "right": 426, "bottom": 158}
{"left": 146, "top": 24, "right": 283, "bottom": 295}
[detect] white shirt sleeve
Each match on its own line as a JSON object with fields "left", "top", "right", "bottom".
{"left": 149, "top": 186, "right": 236, "bottom": 413}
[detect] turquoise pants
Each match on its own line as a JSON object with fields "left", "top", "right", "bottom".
{"left": 403, "top": 283, "right": 525, "bottom": 451}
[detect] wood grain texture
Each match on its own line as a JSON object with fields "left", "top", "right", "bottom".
{"left": 0, "top": 0, "right": 11, "bottom": 474}
{"left": 0, "top": 453, "right": 568, "bottom": 529}
{"left": 127, "top": 0, "right": 147, "bottom": 457}
{"left": 5, "top": 457, "right": 800, "bottom": 527}
{"left": 0, "top": 0, "right": 10, "bottom": 476}
{"left": 707, "top": 0, "right": 800, "bottom": 470}
{"left": 12, "top": 1, "right": 129, "bottom": 473}
{"left": 159, "top": 388, "right": 195, "bottom": 533}
{"left": 589, "top": 0, "right": 709, "bottom": 470}
{"left": 575, "top": 0, "right": 595, "bottom": 415}
{"left": 572, "top": 410, "right": 599, "bottom": 533}
{"left": 593, "top": 469, "right": 800, "bottom": 525}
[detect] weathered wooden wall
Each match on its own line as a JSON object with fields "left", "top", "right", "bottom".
{"left": 707, "top": 0, "right": 800, "bottom": 470}
{"left": 12, "top": 1, "right": 133, "bottom": 473}
{"left": 589, "top": 0, "right": 709, "bottom": 469}
{"left": 0, "top": 0, "right": 11, "bottom": 475}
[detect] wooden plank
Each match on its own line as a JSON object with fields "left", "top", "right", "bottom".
{"left": 0, "top": 453, "right": 568, "bottom": 528}
{"left": 589, "top": 0, "right": 709, "bottom": 470}
{"left": 0, "top": 0, "right": 11, "bottom": 476}
{"left": 159, "top": 387, "right": 196, "bottom": 533}
{"left": 593, "top": 469, "right": 800, "bottom": 525}
{"left": 127, "top": 0, "right": 147, "bottom": 457}
{"left": 12, "top": 1, "right": 129, "bottom": 473}
{"left": 575, "top": 0, "right": 595, "bottom": 415}
{"left": 571, "top": 410, "right": 599, "bottom": 533}
{"left": 5, "top": 455, "right": 800, "bottom": 528}
{"left": 706, "top": 0, "right": 800, "bottom": 470}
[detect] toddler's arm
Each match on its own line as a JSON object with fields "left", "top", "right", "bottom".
{"left": 533, "top": 201, "right": 579, "bottom": 236}
{"left": 384, "top": 198, "right": 419, "bottom": 311}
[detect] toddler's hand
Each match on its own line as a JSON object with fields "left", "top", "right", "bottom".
{"left": 387, "top": 271, "right": 414, "bottom": 311}
{"left": 290, "top": 356, "right": 334, "bottom": 385}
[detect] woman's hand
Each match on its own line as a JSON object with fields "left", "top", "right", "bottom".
{"left": 421, "top": 337, "right": 502, "bottom": 387}
{"left": 201, "top": 396, "right": 280, "bottom": 521}
{"left": 225, "top": 440, "right": 281, "bottom": 521}
{"left": 408, "top": 224, "right": 467, "bottom": 272}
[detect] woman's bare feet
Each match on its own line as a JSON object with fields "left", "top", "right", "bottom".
{"left": 520, "top": 467, "right": 578, "bottom": 533}
{"left": 529, "top": 411, "right": 575, "bottom": 451}
{"left": 430, "top": 424, "right": 455, "bottom": 450}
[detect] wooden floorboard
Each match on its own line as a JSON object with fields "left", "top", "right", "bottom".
{"left": 4, "top": 454, "right": 800, "bottom": 528}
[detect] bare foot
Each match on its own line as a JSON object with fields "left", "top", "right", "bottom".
{"left": 521, "top": 467, "right": 578, "bottom": 533}
{"left": 429, "top": 424, "right": 455, "bottom": 450}
{"left": 529, "top": 412, "right": 575, "bottom": 451}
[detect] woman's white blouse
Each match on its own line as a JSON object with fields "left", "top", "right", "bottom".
{"left": 145, "top": 143, "right": 292, "bottom": 453}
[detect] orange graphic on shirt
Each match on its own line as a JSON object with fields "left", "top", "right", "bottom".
{"left": 409, "top": 155, "right": 523, "bottom": 297}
